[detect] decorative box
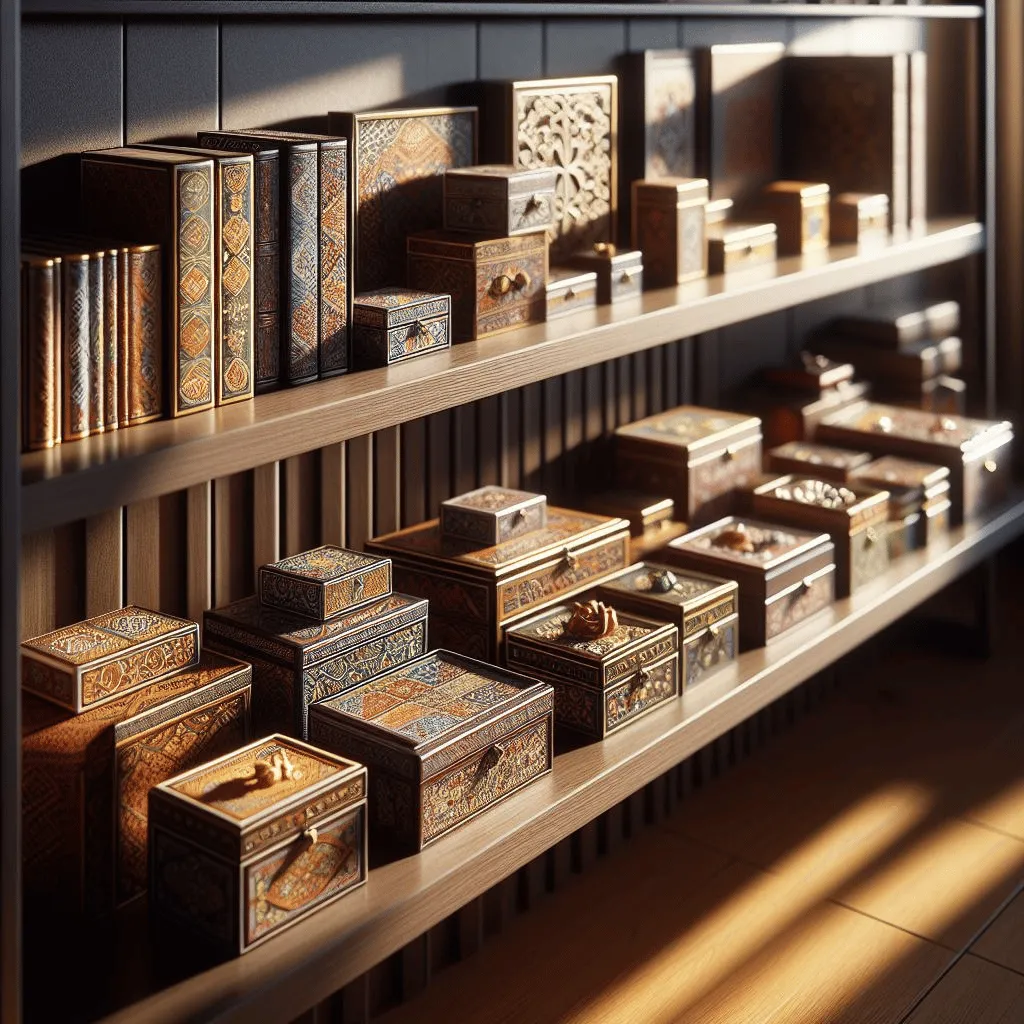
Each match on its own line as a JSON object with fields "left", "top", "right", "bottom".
{"left": 596, "top": 563, "right": 738, "bottom": 691}
{"left": 442, "top": 486, "right": 547, "bottom": 547}
{"left": 763, "top": 352, "right": 854, "bottom": 394}
{"left": 22, "top": 606, "right": 200, "bottom": 714}
{"left": 662, "top": 517, "right": 836, "bottom": 650}
{"left": 831, "top": 300, "right": 960, "bottom": 350}
{"left": 757, "top": 181, "right": 830, "bottom": 256}
{"left": 351, "top": 289, "right": 451, "bottom": 369}
{"left": 366, "top": 507, "right": 631, "bottom": 662}
{"left": 705, "top": 198, "right": 733, "bottom": 226}
{"left": 888, "top": 374, "right": 967, "bottom": 416}
{"left": 546, "top": 267, "right": 598, "bottom": 321}
{"left": 505, "top": 601, "right": 678, "bottom": 739}
{"left": 766, "top": 441, "right": 873, "bottom": 485}
{"left": 816, "top": 403, "right": 1014, "bottom": 524}
{"left": 585, "top": 489, "right": 687, "bottom": 561}
{"left": 615, "top": 406, "right": 763, "bottom": 525}
{"left": 258, "top": 546, "right": 393, "bottom": 622}
{"left": 566, "top": 244, "right": 643, "bottom": 305}
{"left": 831, "top": 192, "right": 890, "bottom": 246}
{"left": 809, "top": 335, "right": 962, "bottom": 391}
{"left": 751, "top": 475, "right": 890, "bottom": 598}
{"left": 749, "top": 378, "right": 872, "bottom": 448}
{"left": 22, "top": 651, "right": 252, "bottom": 917}
{"left": 707, "top": 221, "right": 777, "bottom": 275}
{"left": 149, "top": 735, "right": 367, "bottom": 955}
{"left": 308, "top": 650, "right": 552, "bottom": 851}
{"left": 443, "top": 164, "right": 556, "bottom": 237}
{"left": 408, "top": 229, "right": 547, "bottom": 342}
{"left": 631, "top": 177, "right": 709, "bottom": 288}
{"left": 204, "top": 593, "right": 428, "bottom": 739}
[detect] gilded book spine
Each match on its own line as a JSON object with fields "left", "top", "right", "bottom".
{"left": 102, "top": 247, "right": 119, "bottom": 431}
{"left": 318, "top": 140, "right": 349, "bottom": 378}
{"left": 126, "top": 244, "right": 164, "bottom": 425}
{"left": 282, "top": 144, "right": 320, "bottom": 385}
{"left": 21, "top": 257, "right": 61, "bottom": 450}
{"left": 61, "top": 254, "right": 92, "bottom": 442}
{"left": 117, "top": 246, "right": 130, "bottom": 426}
{"left": 85, "top": 252, "right": 105, "bottom": 434}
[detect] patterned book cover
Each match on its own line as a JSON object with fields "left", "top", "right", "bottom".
{"left": 60, "top": 254, "right": 92, "bottom": 442}
{"left": 100, "top": 245, "right": 119, "bottom": 429}
{"left": 19, "top": 255, "right": 61, "bottom": 450}
{"left": 125, "top": 244, "right": 164, "bottom": 425}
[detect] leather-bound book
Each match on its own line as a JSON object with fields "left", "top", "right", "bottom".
{"left": 20, "top": 254, "right": 61, "bottom": 450}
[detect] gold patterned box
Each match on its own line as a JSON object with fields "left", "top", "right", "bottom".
{"left": 308, "top": 650, "right": 552, "bottom": 852}
{"left": 203, "top": 592, "right": 428, "bottom": 739}
{"left": 766, "top": 442, "right": 873, "bottom": 485}
{"left": 22, "top": 651, "right": 251, "bottom": 918}
{"left": 505, "top": 601, "right": 678, "bottom": 739}
{"left": 352, "top": 289, "right": 451, "bottom": 369}
{"left": 407, "top": 229, "right": 547, "bottom": 342}
{"left": 615, "top": 406, "right": 763, "bottom": 525}
{"left": 631, "top": 177, "right": 709, "bottom": 289}
{"left": 149, "top": 735, "right": 366, "bottom": 955}
{"left": 662, "top": 517, "right": 835, "bottom": 650}
{"left": 546, "top": 267, "right": 598, "bottom": 321}
{"left": 441, "top": 485, "right": 547, "bottom": 547}
{"left": 752, "top": 475, "right": 890, "bottom": 598}
{"left": 831, "top": 192, "right": 890, "bottom": 247}
{"left": 366, "top": 507, "right": 630, "bottom": 662}
{"left": 597, "top": 563, "right": 737, "bottom": 692}
{"left": 816, "top": 402, "right": 1013, "bottom": 525}
{"left": 757, "top": 181, "right": 830, "bottom": 256}
{"left": 443, "top": 164, "right": 556, "bottom": 237}
{"left": 22, "top": 606, "right": 200, "bottom": 713}
{"left": 707, "top": 220, "right": 777, "bottom": 275}
{"left": 565, "top": 244, "right": 643, "bottom": 305}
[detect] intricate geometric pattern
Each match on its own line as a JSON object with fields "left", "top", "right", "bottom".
{"left": 271, "top": 546, "right": 378, "bottom": 580}
{"left": 386, "top": 316, "right": 449, "bottom": 363}
{"left": 644, "top": 52, "right": 697, "bottom": 179}
{"left": 678, "top": 518, "right": 817, "bottom": 568}
{"left": 441, "top": 486, "right": 546, "bottom": 547}
{"left": 21, "top": 257, "right": 60, "bottom": 449}
{"left": 84, "top": 256, "right": 104, "bottom": 434}
{"left": 101, "top": 249, "right": 119, "bottom": 430}
{"left": 259, "top": 549, "right": 390, "bottom": 622}
{"left": 25, "top": 607, "right": 189, "bottom": 663}
{"left": 512, "top": 607, "right": 650, "bottom": 657}
{"left": 318, "top": 141, "right": 349, "bottom": 377}
{"left": 62, "top": 256, "right": 92, "bottom": 440}
{"left": 217, "top": 157, "right": 254, "bottom": 403}
{"left": 285, "top": 146, "right": 320, "bottom": 384}
{"left": 126, "top": 245, "right": 164, "bottom": 424}
{"left": 601, "top": 565, "right": 722, "bottom": 606}
{"left": 80, "top": 633, "right": 198, "bottom": 708}
{"left": 605, "top": 658, "right": 677, "bottom": 732}
{"left": 684, "top": 620, "right": 736, "bottom": 689}
{"left": 618, "top": 407, "right": 752, "bottom": 446}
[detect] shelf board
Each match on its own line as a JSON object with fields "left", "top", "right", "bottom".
{"left": 22, "top": 218, "right": 984, "bottom": 533}
{"left": 76, "top": 492, "right": 1023, "bottom": 1024}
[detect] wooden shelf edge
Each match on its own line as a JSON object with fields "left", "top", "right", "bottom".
{"left": 22, "top": 219, "right": 984, "bottom": 533}
{"left": 90, "top": 492, "right": 1024, "bottom": 1024}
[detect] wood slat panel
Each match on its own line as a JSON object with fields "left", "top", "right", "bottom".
{"left": 563, "top": 371, "right": 584, "bottom": 496}
{"left": 544, "top": 19, "right": 627, "bottom": 76}
{"left": 20, "top": 530, "right": 54, "bottom": 640}
{"left": 283, "top": 453, "right": 320, "bottom": 557}
{"left": 374, "top": 426, "right": 402, "bottom": 536}
{"left": 476, "top": 396, "right": 500, "bottom": 488}
{"left": 85, "top": 508, "right": 123, "bottom": 615}
{"left": 320, "top": 444, "right": 346, "bottom": 545}
{"left": 186, "top": 483, "right": 211, "bottom": 622}
{"left": 451, "top": 406, "right": 476, "bottom": 500}
{"left": 126, "top": 499, "right": 161, "bottom": 610}
{"left": 499, "top": 391, "right": 520, "bottom": 489}
{"left": 214, "top": 473, "right": 254, "bottom": 607}
{"left": 541, "top": 377, "right": 564, "bottom": 499}
{"left": 346, "top": 434, "right": 373, "bottom": 550}
{"left": 426, "top": 411, "right": 452, "bottom": 517}
{"left": 520, "top": 384, "right": 543, "bottom": 493}
{"left": 253, "top": 462, "right": 281, "bottom": 569}
{"left": 477, "top": 21, "right": 543, "bottom": 81}
{"left": 400, "top": 420, "right": 427, "bottom": 529}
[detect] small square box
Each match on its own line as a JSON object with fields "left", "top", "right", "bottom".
{"left": 308, "top": 650, "right": 553, "bottom": 851}
{"left": 707, "top": 220, "right": 778, "bottom": 275}
{"left": 443, "top": 164, "right": 557, "bottom": 237}
{"left": 831, "top": 192, "right": 890, "bottom": 247}
{"left": 352, "top": 289, "right": 451, "bottom": 369}
{"left": 766, "top": 441, "right": 874, "bottom": 485}
{"left": 149, "top": 735, "right": 367, "bottom": 955}
{"left": 597, "top": 563, "right": 738, "bottom": 691}
{"left": 566, "top": 243, "right": 643, "bottom": 304}
{"left": 831, "top": 300, "right": 961, "bottom": 350}
{"left": 505, "top": 602, "right": 679, "bottom": 739}
{"left": 809, "top": 336, "right": 962, "bottom": 392}
{"left": 888, "top": 375, "right": 967, "bottom": 416}
{"left": 546, "top": 267, "right": 598, "bottom": 321}
{"left": 763, "top": 352, "right": 855, "bottom": 394}
{"left": 258, "top": 546, "right": 392, "bottom": 622}
{"left": 441, "top": 486, "right": 547, "bottom": 547}
{"left": 745, "top": 377, "right": 872, "bottom": 449}
{"left": 631, "top": 177, "right": 709, "bottom": 288}
{"left": 758, "top": 180, "right": 830, "bottom": 256}
{"left": 585, "top": 490, "right": 687, "bottom": 561}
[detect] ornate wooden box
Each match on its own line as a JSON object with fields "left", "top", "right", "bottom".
{"left": 566, "top": 244, "right": 643, "bottom": 305}
{"left": 831, "top": 300, "right": 960, "bottom": 350}
{"left": 307, "top": 650, "right": 552, "bottom": 851}
{"left": 407, "top": 229, "right": 547, "bottom": 342}
{"left": 891, "top": 374, "right": 967, "bottom": 416}
{"left": 597, "top": 563, "right": 738, "bottom": 691}
{"left": 766, "top": 441, "right": 873, "bottom": 485}
{"left": 831, "top": 192, "right": 889, "bottom": 246}
{"left": 365, "top": 508, "right": 631, "bottom": 662}
{"left": 22, "top": 652, "right": 251, "bottom": 917}
{"left": 441, "top": 486, "right": 547, "bottom": 547}
{"left": 763, "top": 352, "right": 854, "bottom": 394}
{"left": 505, "top": 601, "right": 678, "bottom": 738}
{"left": 707, "top": 221, "right": 777, "bottom": 275}
{"left": 631, "top": 177, "right": 709, "bottom": 288}
{"left": 751, "top": 475, "right": 891, "bottom": 597}
{"left": 662, "top": 517, "right": 836, "bottom": 650}
{"left": 149, "top": 735, "right": 366, "bottom": 955}
{"left": 816, "top": 403, "right": 1013, "bottom": 524}
{"left": 546, "top": 268, "right": 597, "bottom": 321}
{"left": 757, "top": 181, "right": 830, "bottom": 256}
{"left": 352, "top": 289, "right": 451, "bottom": 369}
{"left": 203, "top": 593, "right": 428, "bottom": 739}
{"left": 809, "top": 335, "right": 962, "bottom": 393}
{"left": 615, "top": 406, "right": 763, "bottom": 524}
{"left": 258, "top": 546, "right": 392, "bottom": 621}
{"left": 22, "top": 606, "right": 200, "bottom": 713}
{"left": 585, "top": 490, "right": 687, "bottom": 561}
{"left": 443, "top": 164, "right": 556, "bottom": 237}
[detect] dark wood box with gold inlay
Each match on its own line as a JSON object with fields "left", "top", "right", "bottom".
{"left": 632, "top": 177, "right": 709, "bottom": 288}
{"left": 352, "top": 289, "right": 451, "bottom": 369}
{"left": 443, "top": 164, "right": 556, "bottom": 237}
{"left": 565, "top": 244, "right": 643, "bottom": 304}
{"left": 755, "top": 180, "right": 830, "bottom": 256}
{"left": 766, "top": 442, "right": 874, "bottom": 485}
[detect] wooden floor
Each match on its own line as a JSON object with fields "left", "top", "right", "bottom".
{"left": 380, "top": 569, "right": 1024, "bottom": 1024}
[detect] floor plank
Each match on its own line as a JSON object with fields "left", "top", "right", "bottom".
{"left": 904, "top": 954, "right": 1024, "bottom": 1024}
{"left": 971, "top": 888, "right": 1024, "bottom": 977}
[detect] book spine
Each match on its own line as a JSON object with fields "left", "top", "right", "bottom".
{"left": 102, "top": 248, "right": 119, "bottom": 431}
{"left": 126, "top": 245, "right": 164, "bottom": 425}
{"left": 891, "top": 53, "right": 910, "bottom": 234}
{"left": 317, "top": 140, "right": 349, "bottom": 378}
{"left": 85, "top": 253, "right": 105, "bottom": 434}
{"left": 61, "top": 256, "right": 91, "bottom": 442}
{"left": 909, "top": 50, "right": 927, "bottom": 232}
{"left": 281, "top": 145, "right": 319, "bottom": 385}
{"left": 254, "top": 151, "right": 281, "bottom": 392}
{"left": 117, "top": 247, "right": 130, "bottom": 427}
{"left": 21, "top": 259, "right": 61, "bottom": 450}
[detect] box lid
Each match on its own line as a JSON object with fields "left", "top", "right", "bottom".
{"left": 763, "top": 180, "right": 830, "bottom": 200}
{"left": 353, "top": 289, "right": 452, "bottom": 331}
{"left": 752, "top": 475, "right": 890, "bottom": 533}
{"left": 568, "top": 243, "right": 644, "bottom": 273}
{"left": 768, "top": 441, "right": 873, "bottom": 475}
{"left": 833, "top": 192, "right": 889, "bottom": 212}
{"left": 705, "top": 198, "right": 733, "bottom": 225}
{"left": 707, "top": 221, "right": 777, "bottom": 246}
{"left": 407, "top": 229, "right": 547, "bottom": 259}
{"left": 445, "top": 164, "right": 557, "bottom": 196}
{"left": 615, "top": 406, "right": 762, "bottom": 463}
{"left": 597, "top": 562, "right": 737, "bottom": 620}
{"left": 633, "top": 177, "right": 710, "bottom": 204}
{"left": 586, "top": 490, "right": 675, "bottom": 533}
{"left": 763, "top": 352, "right": 855, "bottom": 393}
{"left": 442, "top": 486, "right": 546, "bottom": 527}
{"left": 849, "top": 456, "right": 951, "bottom": 506}
{"left": 547, "top": 267, "right": 598, "bottom": 293}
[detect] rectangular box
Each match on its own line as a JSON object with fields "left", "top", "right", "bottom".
{"left": 585, "top": 490, "right": 676, "bottom": 539}
{"left": 831, "top": 299, "right": 961, "bottom": 350}
{"left": 757, "top": 181, "right": 830, "bottom": 256}
{"left": 747, "top": 377, "right": 872, "bottom": 449}
{"left": 632, "top": 177, "right": 709, "bottom": 288}
{"left": 707, "top": 221, "right": 777, "bottom": 275}
{"left": 441, "top": 486, "right": 547, "bottom": 547}
{"left": 352, "top": 288, "right": 451, "bottom": 369}
{"left": 566, "top": 245, "right": 643, "bottom": 305}
{"left": 546, "top": 267, "right": 597, "bottom": 321}
{"left": 308, "top": 650, "right": 553, "bottom": 851}
{"left": 443, "top": 164, "right": 556, "bottom": 237}
{"left": 766, "top": 441, "right": 874, "bottom": 485}
{"left": 809, "top": 335, "right": 962, "bottom": 389}
{"left": 885, "top": 374, "right": 967, "bottom": 416}
{"left": 831, "top": 192, "right": 890, "bottom": 247}
{"left": 149, "top": 735, "right": 367, "bottom": 955}
{"left": 763, "top": 352, "right": 855, "bottom": 394}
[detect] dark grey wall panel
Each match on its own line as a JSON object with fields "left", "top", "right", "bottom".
{"left": 477, "top": 21, "right": 543, "bottom": 80}
{"left": 625, "top": 18, "right": 680, "bottom": 53}
{"left": 718, "top": 311, "right": 789, "bottom": 398}
{"left": 126, "top": 21, "right": 219, "bottom": 143}
{"left": 680, "top": 18, "right": 788, "bottom": 48}
{"left": 544, "top": 20, "right": 626, "bottom": 76}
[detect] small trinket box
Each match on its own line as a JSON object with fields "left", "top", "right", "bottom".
{"left": 566, "top": 243, "right": 644, "bottom": 304}
{"left": 585, "top": 490, "right": 687, "bottom": 561}
{"left": 751, "top": 475, "right": 890, "bottom": 597}
{"left": 149, "top": 735, "right": 367, "bottom": 955}
{"left": 441, "top": 485, "right": 547, "bottom": 547}
{"left": 809, "top": 335, "right": 962, "bottom": 391}
{"left": 631, "top": 177, "right": 709, "bottom": 288}
{"left": 707, "top": 220, "right": 778, "bottom": 274}
{"left": 746, "top": 377, "right": 872, "bottom": 448}
{"left": 615, "top": 406, "right": 763, "bottom": 524}
{"left": 443, "top": 164, "right": 557, "bottom": 237}
{"left": 22, "top": 606, "right": 200, "bottom": 713}
{"left": 831, "top": 300, "right": 961, "bottom": 350}
{"left": 352, "top": 289, "right": 451, "bottom": 369}
{"left": 887, "top": 375, "right": 967, "bottom": 416}
{"left": 831, "top": 192, "right": 890, "bottom": 247}
{"left": 766, "top": 441, "right": 874, "bottom": 484}
{"left": 505, "top": 600, "right": 679, "bottom": 739}
{"left": 757, "top": 181, "right": 830, "bottom": 256}
{"left": 763, "top": 351, "right": 855, "bottom": 394}
{"left": 704, "top": 198, "right": 733, "bottom": 227}
{"left": 308, "top": 650, "right": 553, "bottom": 851}
{"left": 546, "top": 267, "right": 598, "bottom": 321}
{"left": 662, "top": 517, "right": 836, "bottom": 650}
{"left": 258, "top": 546, "right": 392, "bottom": 621}
{"left": 597, "top": 563, "right": 738, "bottom": 691}
{"left": 817, "top": 402, "right": 1013, "bottom": 524}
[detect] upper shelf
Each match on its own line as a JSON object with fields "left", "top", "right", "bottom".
{"left": 21, "top": 218, "right": 983, "bottom": 534}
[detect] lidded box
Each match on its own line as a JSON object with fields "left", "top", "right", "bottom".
{"left": 505, "top": 601, "right": 679, "bottom": 739}
{"left": 766, "top": 441, "right": 874, "bottom": 485}
{"left": 831, "top": 192, "right": 889, "bottom": 246}
{"left": 707, "top": 220, "right": 777, "bottom": 275}
{"left": 443, "top": 164, "right": 557, "bottom": 237}
{"left": 351, "top": 288, "right": 451, "bottom": 369}
{"left": 758, "top": 180, "right": 830, "bottom": 255}
{"left": 22, "top": 606, "right": 200, "bottom": 713}
{"left": 566, "top": 243, "right": 644, "bottom": 304}
{"left": 308, "top": 650, "right": 553, "bottom": 851}
{"left": 546, "top": 267, "right": 598, "bottom": 321}
{"left": 149, "top": 735, "right": 367, "bottom": 955}
{"left": 831, "top": 300, "right": 960, "bottom": 350}
{"left": 585, "top": 489, "right": 687, "bottom": 561}
{"left": 631, "top": 177, "right": 709, "bottom": 288}
{"left": 597, "top": 563, "right": 738, "bottom": 691}
{"left": 615, "top": 405, "right": 763, "bottom": 524}
{"left": 441, "top": 485, "right": 547, "bottom": 547}
{"left": 809, "top": 335, "right": 962, "bottom": 391}
{"left": 662, "top": 517, "right": 836, "bottom": 650}
{"left": 763, "top": 352, "right": 855, "bottom": 394}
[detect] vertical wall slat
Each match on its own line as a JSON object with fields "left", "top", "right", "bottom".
{"left": 563, "top": 371, "right": 584, "bottom": 496}
{"left": 85, "top": 509, "right": 123, "bottom": 616}
{"left": 213, "top": 473, "right": 253, "bottom": 607}
{"left": 253, "top": 462, "right": 281, "bottom": 569}
{"left": 346, "top": 434, "right": 374, "bottom": 550}
{"left": 476, "top": 396, "right": 501, "bottom": 487}
{"left": 426, "top": 411, "right": 452, "bottom": 516}
{"left": 20, "top": 532, "right": 54, "bottom": 640}
{"left": 451, "top": 406, "right": 476, "bottom": 500}
{"left": 500, "top": 391, "right": 521, "bottom": 489}
{"left": 320, "top": 443, "right": 346, "bottom": 545}
{"left": 186, "top": 484, "right": 211, "bottom": 623}
{"left": 521, "top": 384, "right": 543, "bottom": 492}
{"left": 374, "top": 425, "right": 402, "bottom": 536}
{"left": 541, "top": 378, "right": 564, "bottom": 498}
{"left": 283, "top": 454, "right": 320, "bottom": 557}
{"left": 126, "top": 499, "right": 161, "bottom": 609}
{"left": 400, "top": 420, "right": 427, "bottom": 529}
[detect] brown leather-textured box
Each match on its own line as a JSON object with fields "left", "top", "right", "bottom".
{"left": 443, "top": 164, "right": 556, "bottom": 237}
{"left": 632, "top": 177, "right": 709, "bottom": 288}
{"left": 566, "top": 244, "right": 643, "bottom": 305}
{"left": 831, "top": 192, "right": 890, "bottom": 247}
{"left": 756, "top": 181, "right": 830, "bottom": 256}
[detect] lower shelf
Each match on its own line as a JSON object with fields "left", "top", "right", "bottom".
{"left": 71, "top": 494, "right": 1024, "bottom": 1024}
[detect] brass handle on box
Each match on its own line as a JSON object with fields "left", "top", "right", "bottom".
{"left": 723, "top": 447, "right": 736, "bottom": 462}
{"left": 620, "top": 271, "right": 632, "bottom": 284}
{"left": 564, "top": 287, "right": 576, "bottom": 301}
{"left": 480, "top": 744, "right": 505, "bottom": 774}
{"left": 865, "top": 527, "right": 878, "bottom": 546}
{"left": 984, "top": 459, "right": 998, "bottom": 474}
{"left": 489, "top": 271, "right": 531, "bottom": 298}
{"left": 303, "top": 826, "right": 319, "bottom": 846}
{"left": 563, "top": 547, "right": 579, "bottom": 570}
